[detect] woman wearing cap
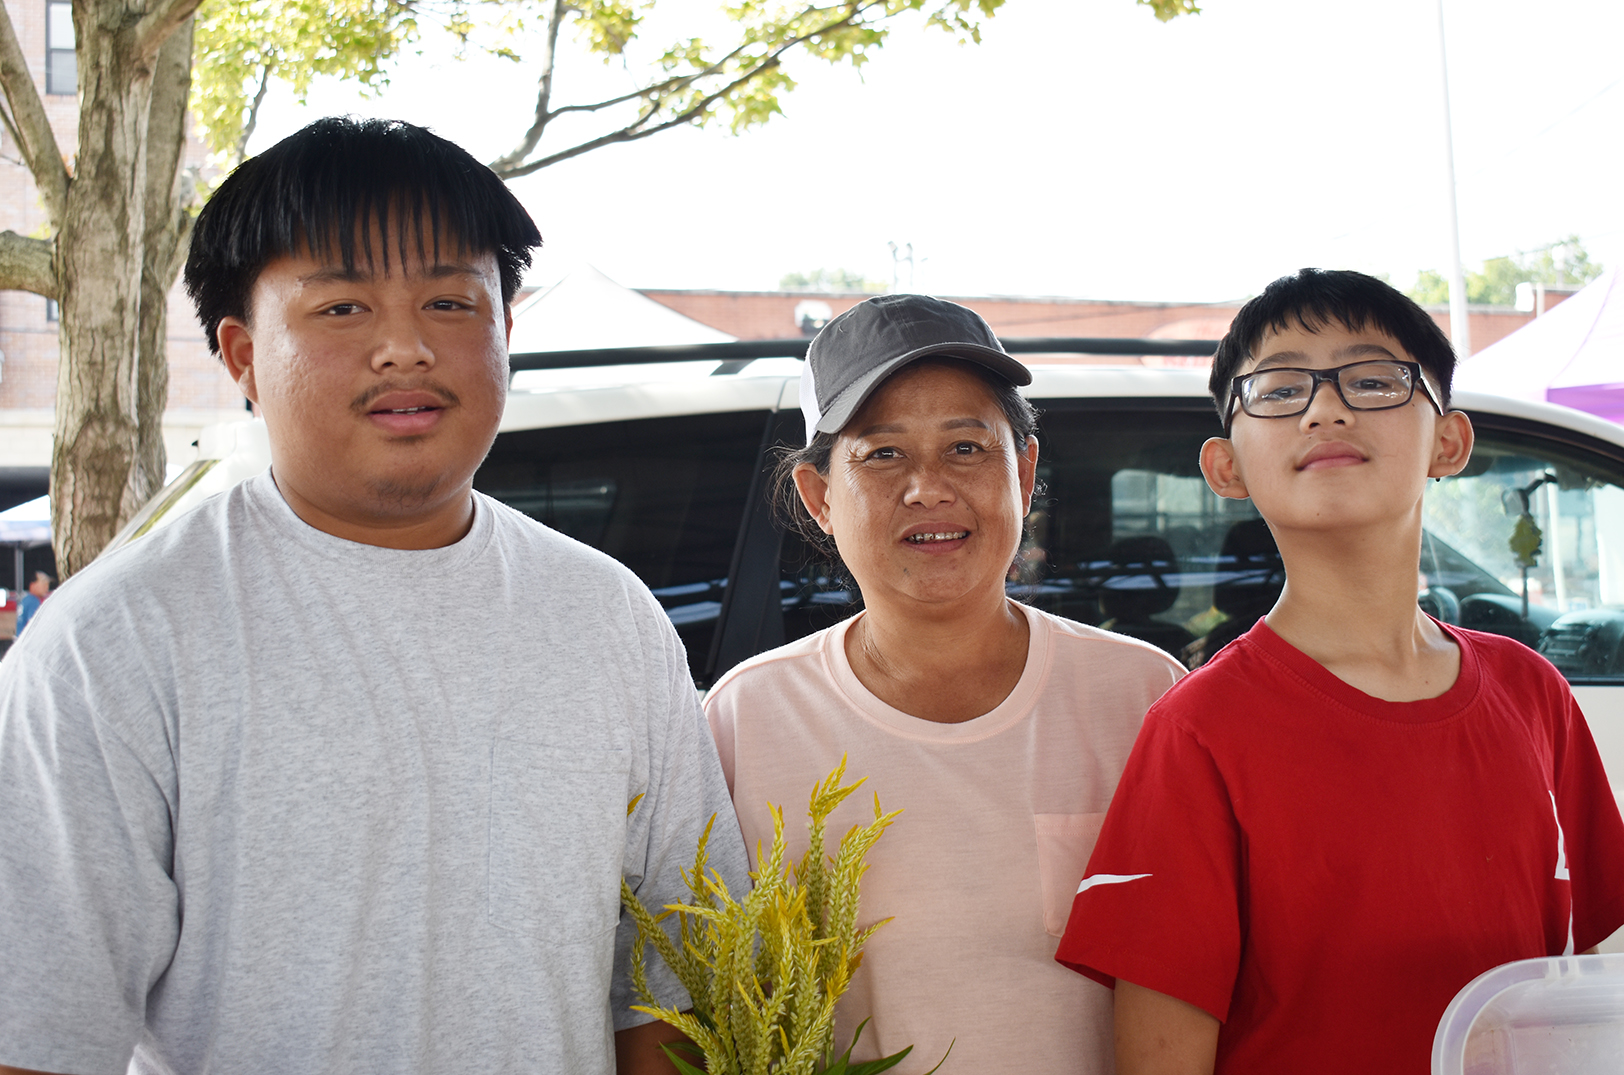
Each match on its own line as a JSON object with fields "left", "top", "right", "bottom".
{"left": 704, "top": 295, "right": 1184, "bottom": 1071}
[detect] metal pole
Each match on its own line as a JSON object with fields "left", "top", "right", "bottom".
{"left": 1436, "top": 0, "right": 1471, "bottom": 360}
{"left": 1547, "top": 480, "right": 1566, "bottom": 612}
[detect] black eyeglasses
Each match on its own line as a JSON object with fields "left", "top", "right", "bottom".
{"left": 1225, "top": 360, "right": 1442, "bottom": 431}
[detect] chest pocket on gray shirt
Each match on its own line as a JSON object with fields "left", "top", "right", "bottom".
{"left": 488, "top": 737, "right": 628, "bottom": 941}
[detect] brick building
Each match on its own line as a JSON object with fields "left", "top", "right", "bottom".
{"left": 0, "top": 0, "right": 244, "bottom": 514}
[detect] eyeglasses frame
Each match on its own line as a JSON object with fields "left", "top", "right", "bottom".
{"left": 1223, "top": 359, "right": 1444, "bottom": 434}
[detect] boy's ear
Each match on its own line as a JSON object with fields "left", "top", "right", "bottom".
{"left": 1429, "top": 410, "right": 1475, "bottom": 479}
{"left": 217, "top": 317, "right": 259, "bottom": 405}
{"left": 1200, "top": 437, "right": 1250, "bottom": 501}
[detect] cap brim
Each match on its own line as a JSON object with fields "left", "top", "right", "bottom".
{"left": 812, "top": 343, "right": 1032, "bottom": 437}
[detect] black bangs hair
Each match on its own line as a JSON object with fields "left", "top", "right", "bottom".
{"left": 1209, "top": 268, "right": 1458, "bottom": 425}
{"left": 184, "top": 116, "right": 542, "bottom": 355}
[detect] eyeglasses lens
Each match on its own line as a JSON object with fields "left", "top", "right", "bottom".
{"left": 1242, "top": 361, "right": 1414, "bottom": 417}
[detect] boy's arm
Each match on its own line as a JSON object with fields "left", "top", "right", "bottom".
{"left": 1115, "top": 979, "right": 1220, "bottom": 1075}
{"left": 1552, "top": 688, "right": 1624, "bottom": 950}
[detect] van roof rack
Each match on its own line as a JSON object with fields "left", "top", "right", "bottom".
{"left": 508, "top": 337, "right": 1221, "bottom": 372}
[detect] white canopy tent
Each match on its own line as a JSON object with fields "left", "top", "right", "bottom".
{"left": 0, "top": 495, "right": 50, "bottom": 597}
{"left": 1455, "top": 268, "right": 1624, "bottom": 425}
{"left": 508, "top": 264, "right": 734, "bottom": 353}
{"left": 0, "top": 495, "right": 50, "bottom": 544}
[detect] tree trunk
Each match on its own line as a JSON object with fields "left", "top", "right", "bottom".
{"left": 129, "top": 17, "right": 195, "bottom": 525}
{"left": 51, "top": 2, "right": 192, "bottom": 577}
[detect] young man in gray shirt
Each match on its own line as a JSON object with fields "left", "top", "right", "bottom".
{"left": 0, "top": 117, "right": 746, "bottom": 1075}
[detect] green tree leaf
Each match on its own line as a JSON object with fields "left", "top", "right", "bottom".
{"left": 780, "top": 268, "right": 885, "bottom": 292}
{"left": 1410, "top": 236, "right": 1604, "bottom": 308}
{"left": 192, "top": 0, "right": 423, "bottom": 168}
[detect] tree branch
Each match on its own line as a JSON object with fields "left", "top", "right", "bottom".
{"left": 488, "top": 0, "right": 568, "bottom": 174}
{"left": 494, "top": 58, "right": 786, "bottom": 180}
{"left": 491, "top": 0, "right": 879, "bottom": 179}
{"left": 132, "top": 0, "right": 206, "bottom": 63}
{"left": 542, "top": 34, "right": 771, "bottom": 120}
{"left": 127, "top": 16, "right": 196, "bottom": 522}
{"left": 145, "top": 19, "right": 199, "bottom": 291}
{"left": 0, "top": 93, "right": 24, "bottom": 157}
{"left": 234, "top": 61, "right": 274, "bottom": 165}
{"left": 0, "top": 93, "right": 18, "bottom": 143}
{"left": 542, "top": 76, "right": 694, "bottom": 119}
{"left": 144, "top": 12, "right": 194, "bottom": 243}
{"left": 0, "top": 1, "right": 68, "bottom": 229}
{"left": 0, "top": 230, "right": 58, "bottom": 296}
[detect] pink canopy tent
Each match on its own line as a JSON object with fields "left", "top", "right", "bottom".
{"left": 1454, "top": 268, "right": 1624, "bottom": 424}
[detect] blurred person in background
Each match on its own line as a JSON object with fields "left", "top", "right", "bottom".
{"left": 13, "top": 572, "right": 51, "bottom": 636}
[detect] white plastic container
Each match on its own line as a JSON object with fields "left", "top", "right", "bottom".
{"left": 1433, "top": 953, "right": 1624, "bottom": 1074}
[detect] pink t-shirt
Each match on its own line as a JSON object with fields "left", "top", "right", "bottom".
{"left": 705, "top": 602, "right": 1184, "bottom": 1072}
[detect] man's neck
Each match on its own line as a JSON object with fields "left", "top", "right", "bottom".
{"left": 1264, "top": 517, "right": 1461, "bottom": 703}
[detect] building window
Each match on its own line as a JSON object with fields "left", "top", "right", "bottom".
{"left": 46, "top": 1, "right": 76, "bottom": 95}
{"left": 45, "top": 298, "right": 59, "bottom": 322}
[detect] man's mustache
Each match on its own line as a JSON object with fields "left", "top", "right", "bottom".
{"left": 350, "top": 381, "right": 462, "bottom": 413}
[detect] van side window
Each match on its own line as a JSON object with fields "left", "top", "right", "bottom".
{"left": 1006, "top": 404, "right": 1266, "bottom": 667}
{"left": 1425, "top": 420, "right": 1624, "bottom": 682}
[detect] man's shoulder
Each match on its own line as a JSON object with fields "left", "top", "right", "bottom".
{"left": 475, "top": 493, "right": 659, "bottom": 606}
{"left": 0, "top": 490, "right": 245, "bottom": 701}
{"left": 478, "top": 493, "right": 613, "bottom": 561}
{"left": 47, "top": 480, "right": 247, "bottom": 602}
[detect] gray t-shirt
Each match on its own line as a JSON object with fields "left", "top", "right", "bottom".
{"left": 0, "top": 472, "right": 747, "bottom": 1075}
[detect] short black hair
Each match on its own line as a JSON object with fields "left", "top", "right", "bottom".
{"left": 185, "top": 116, "right": 542, "bottom": 355}
{"left": 1210, "top": 268, "right": 1457, "bottom": 426}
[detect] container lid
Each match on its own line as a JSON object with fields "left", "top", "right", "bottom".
{"left": 1433, "top": 953, "right": 1624, "bottom": 1075}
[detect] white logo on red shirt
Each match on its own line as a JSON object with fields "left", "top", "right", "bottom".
{"left": 1076, "top": 872, "right": 1152, "bottom": 895}
{"left": 1550, "top": 790, "right": 1574, "bottom": 956}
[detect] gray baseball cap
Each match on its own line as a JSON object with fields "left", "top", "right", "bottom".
{"left": 799, "top": 294, "right": 1031, "bottom": 443}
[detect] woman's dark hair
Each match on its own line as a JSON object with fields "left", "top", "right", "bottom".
{"left": 772, "top": 358, "right": 1042, "bottom": 568}
{"left": 184, "top": 116, "right": 542, "bottom": 355}
{"left": 1210, "top": 268, "right": 1457, "bottom": 426}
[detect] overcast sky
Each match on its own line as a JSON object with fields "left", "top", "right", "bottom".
{"left": 249, "top": 0, "right": 1624, "bottom": 305}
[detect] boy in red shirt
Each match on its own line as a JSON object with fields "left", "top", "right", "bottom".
{"left": 1056, "top": 268, "right": 1624, "bottom": 1074}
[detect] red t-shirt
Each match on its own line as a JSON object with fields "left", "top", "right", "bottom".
{"left": 1055, "top": 621, "right": 1624, "bottom": 1074}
